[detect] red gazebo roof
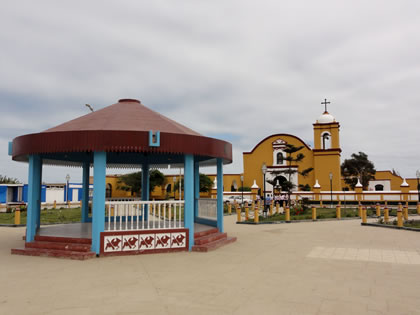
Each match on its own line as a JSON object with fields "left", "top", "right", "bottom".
{"left": 12, "top": 99, "right": 232, "bottom": 167}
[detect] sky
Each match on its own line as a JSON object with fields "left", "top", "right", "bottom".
{"left": 1, "top": 0, "right": 420, "bottom": 183}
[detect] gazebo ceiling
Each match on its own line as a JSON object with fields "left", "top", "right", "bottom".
{"left": 12, "top": 99, "right": 232, "bottom": 167}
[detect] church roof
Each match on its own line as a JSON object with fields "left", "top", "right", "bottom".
{"left": 316, "top": 111, "right": 336, "bottom": 124}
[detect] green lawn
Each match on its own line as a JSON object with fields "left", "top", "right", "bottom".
{"left": 245, "top": 207, "right": 362, "bottom": 222}
{"left": 0, "top": 208, "right": 83, "bottom": 225}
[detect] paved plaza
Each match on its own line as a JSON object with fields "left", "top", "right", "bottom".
{"left": 1, "top": 216, "right": 420, "bottom": 315}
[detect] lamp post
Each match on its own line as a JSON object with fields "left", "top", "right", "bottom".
{"left": 240, "top": 175, "right": 244, "bottom": 208}
{"left": 262, "top": 163, "right": 267, "bottom": 216}
{"left": 65, "top": 174, "right": 70, "bottom": 208}
{"left": 416, "top": 170, "right": 420, "bottom": 202}
{"left": 329, "top": 172, "right": 333, "bottom": 208}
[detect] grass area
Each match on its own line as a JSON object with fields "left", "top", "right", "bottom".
{"left": 376, "top": 218, "right": 420, "bottom": 229}
{"left": 0, "top": 207, "right": 83, "bottom": 225}
{"left": 244, "top": 207, "right": 362, "bottom": 222}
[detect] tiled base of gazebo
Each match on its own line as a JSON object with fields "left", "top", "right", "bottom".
{"left": 11, "top": 223, "right": 236, "bottom": 260}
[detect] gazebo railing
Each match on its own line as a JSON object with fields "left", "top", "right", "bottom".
{"left": 104, "top": 200, "right": 184, "bottom": 231}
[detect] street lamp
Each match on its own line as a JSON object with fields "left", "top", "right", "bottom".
{"left": 240, "top": 175, "right": 244, "bottom": 208}
{"left": 329, "top": 172, "right": 333, "bottom": 208}
{"left": 261, "top": 163, "right": 267, "bottom": 216}
{"left": 65, "top": 174, "right": 70, "bottom": 208}
{"left": 416, "top": 170, "right": 420, "bottom": 203}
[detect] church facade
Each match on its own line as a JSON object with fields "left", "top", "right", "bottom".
{"left": 241, "top": 109, "right": 341, "bottom": 194}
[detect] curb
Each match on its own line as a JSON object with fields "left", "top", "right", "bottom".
{"left": 361, "top": 222, "right": 420, "bottom": 232}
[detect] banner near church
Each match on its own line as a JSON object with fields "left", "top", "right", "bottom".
{"left": 100, "top": 228, "right": 188, "bottom": 256}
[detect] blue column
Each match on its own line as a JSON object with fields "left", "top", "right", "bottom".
{"left": 141, "top": 163, "right": 150, "bottom": 221}
{"left": 217, "top": 158, "right": 224, "bottom": 233}
{"left": 81, "top": 161, "right": 90, "bottom": 222}
{"left": 26, "top": 155, "right": 42, "bottom": 242}
{"left": 184, "top": 154, "right": 194, "bottom": 250}
{"left": 92, "top": 152, "right": 106, "bottom": 254}
{"left": 194, "top": 159, "right": 199, "bottom": 219}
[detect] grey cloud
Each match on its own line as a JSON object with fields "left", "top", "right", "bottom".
{"left": 1, "top": 0, "right": 420, "bottom": 182}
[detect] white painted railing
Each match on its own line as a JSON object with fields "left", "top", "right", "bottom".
{"left": 105, "top": 200, "right": 184, "bottom": 231}
{"left": 198, "top": 198, "right": 217, "bottom": 220}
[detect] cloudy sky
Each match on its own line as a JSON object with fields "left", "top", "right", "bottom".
{"left": 1, "top": 1, "right": 420, "bottom": 183}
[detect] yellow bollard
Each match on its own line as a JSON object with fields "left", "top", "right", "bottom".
{"left": 228, "top": 203, "right": 232, "bottom": 215}
{"left": 236, "top": 207, "right": 241, "bottom": 223}
{"left": 14, "top": 208, "right": 21, "bottom": 225}
{"left": 384, "top": 207, "right": 389, "bottom": 223}
{"left": 397, "top": 207, "right": 403, "bottom": 227}
{"left": 53, "top": 200, "right": 57, "bottom": 209}
{"left": 312, "top": 206, "right": 317, "bottom": 221}
{"left": 245, "top": 205, "right": 249, "bottom": 221}
{"left": 254, "top": 205, "right": 259, "bottom": 223}
{"left": 285, "top": 206, "right": 290, "bottom": 222}
{"left": 376, "top": 203, "right": 381, "bottom": 217}
{"left": 362, "top": 206, "right": 367, "bottom": 223}
{"left": 403, "top": 206, "right": 408, "bottom": 220}
{"left": 417, "top": 202, "right": 420, "bottom": 215}
{"left": 336, "top": 204, "right": 341, "bottom": 220}
{"left": 276, "top": 202, "right": 279, "bottom": 214}
{"left": 358, "top": 203, "right": 362, "bottom": 217}
{"left": 269, "top": 203, "right": 273, "bottom": 216}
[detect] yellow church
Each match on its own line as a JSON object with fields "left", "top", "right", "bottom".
{"left": 106, "top": 106, "right": 418, "bottom": 200}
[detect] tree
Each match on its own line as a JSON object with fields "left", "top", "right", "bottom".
{"left": 117, "top": 170, "right": 166, "bottom": 196}
{"left": 268, "top": 144, "right": 313, "bottom": 205}
{"left": 341, "top": 152, "right": 376, "bottom": 190}
{"left": 174, "top": 173, "right": 213, "bottom": 193}
{"left": 0, "top": 175, "right": 20, "bottom": 184}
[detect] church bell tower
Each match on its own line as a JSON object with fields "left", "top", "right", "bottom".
{"left": 313, "top": 99, "right": 342, "bottom": 191}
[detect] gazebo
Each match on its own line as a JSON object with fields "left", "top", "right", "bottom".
{"left": 10, "top": 98, "right": 234, "bottom": 258}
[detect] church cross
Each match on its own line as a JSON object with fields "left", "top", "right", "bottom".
{"left": 321, "top": 98, "right": 330, "bottom": 113}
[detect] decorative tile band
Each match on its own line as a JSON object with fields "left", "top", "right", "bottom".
{"left": 100, "top": 228, "right": 188, "bottom": 256}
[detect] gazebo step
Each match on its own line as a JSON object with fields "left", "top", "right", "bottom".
{"left": 194, "top": 232, "right": 227, "bottom": 245}
{"left": 11, "top": 248, "right": 96, "bottom": 260}
{"left": 34, "top": 235, "right": 92, "bottom": 245}
{"left": 192, "top": 236, "right": 237, "bottom": 252}
{"left": 194, "top": 227, "right": 219, "bottom": 239}
{"left": 26, "top": 241, "right": 91, "bottom": 252}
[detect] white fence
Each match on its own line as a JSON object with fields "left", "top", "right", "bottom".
{"left": 198, "top": 198, "right": 217, "bottom": 220}
{"left": 105, "top": 200, "right": 184, "bottom": 231}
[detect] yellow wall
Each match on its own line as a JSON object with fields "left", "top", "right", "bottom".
{"left": 106, "top": 176, "right": 133, "bottom": 198}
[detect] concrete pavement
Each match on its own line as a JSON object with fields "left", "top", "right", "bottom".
{"left": 1, "top": 216, "right": 420, "bottom": 314}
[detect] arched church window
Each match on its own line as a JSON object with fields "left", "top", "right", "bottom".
{"left": 277, "top": 152, "right": 284, "bottom": 165}
{"left": 375, "top": 184, "right": 384, "bottom": 191}
{"left": 321, "top": 132, "right": 331, "bottom": 150}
